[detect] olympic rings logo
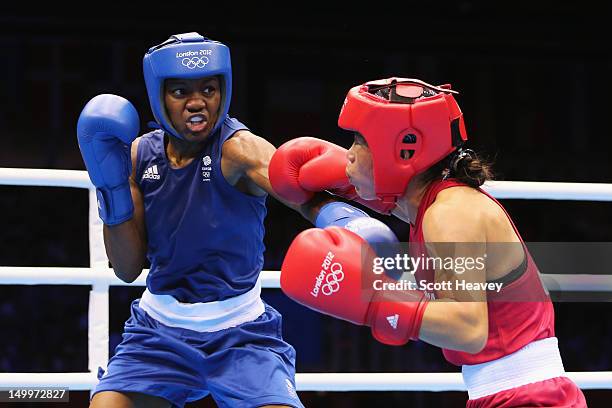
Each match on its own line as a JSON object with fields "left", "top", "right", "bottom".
{"left": 181, "top": 56, "right": 209, "bottom": 69}
{"left": 321, "top": 262, "right": 344, "bottom": 295}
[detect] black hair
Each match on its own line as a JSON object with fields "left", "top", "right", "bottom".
{"left": 419, "top": 147, "right": 494, "bottom": 188}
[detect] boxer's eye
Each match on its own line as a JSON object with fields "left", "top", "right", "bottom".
{"left": 353, "top": 132, "right": 367, "bottom": 146}
{"left": 170, "top": 88, "right": 187, "bottom": 97}
{"left": 201, "top": 86, "right": 216, "bottom": 96}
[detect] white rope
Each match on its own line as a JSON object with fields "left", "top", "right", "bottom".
{"left": 0, "top": 373, "right": 98, "bottom": 389}
{"left": 1, "top": 268, "right": 611, "bottom": 292}
{"left": 2, "top": 169, "right": 612, "bottom": 393}
{"left": 2, "top": 168, "right": 612, "bottom": 201}
{"left": 0, "top": 372, "right": 610, "bottom": 391}
{"left": 482, "top": 180, "right": 612, "bottom": 201}
{"left": 539, "top": 274, "right": 612, "bottom": 292}
{"left": 0, "top": 168, "right": 91, "bottom": 188}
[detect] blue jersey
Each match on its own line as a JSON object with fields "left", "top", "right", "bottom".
{"left": 135, "top": 117, "right": 267, "bottom": 303}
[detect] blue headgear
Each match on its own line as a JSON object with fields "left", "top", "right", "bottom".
{"left": 143, "top": 32, "right": 232, "bottom": 139}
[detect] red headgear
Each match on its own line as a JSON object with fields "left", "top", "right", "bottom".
{"left": 338, "top": 77, "right": 468, "bottom": 204}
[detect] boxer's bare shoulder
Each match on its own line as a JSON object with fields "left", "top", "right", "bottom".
{"left": 221, "top": 130, "right": 275, "bottom": 196}
{"left": 130, "top": 136, "right": 143, "bottom": 180}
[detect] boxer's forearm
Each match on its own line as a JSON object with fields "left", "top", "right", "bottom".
{"left": 297, "top": 192, "right": 337, "bottom": 224}
{"left": 103, "top": 220, "right": 147, "bottom": 283}
{"left": 418, "top": 300, "right": 488, "bottom": 354}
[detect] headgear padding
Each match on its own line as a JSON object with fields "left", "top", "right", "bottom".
{"left": 338, "top": 77, "right": 467, "bottom": 204}
{"left": 143, "top": 32, "right": 232, "bottom": 139}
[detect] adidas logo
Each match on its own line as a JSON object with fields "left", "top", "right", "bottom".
{"left": 142, "top": 165, "right": 161, "bottom": 180}
{"left": 386, "top": 314, "right": 399, "bottom": 330}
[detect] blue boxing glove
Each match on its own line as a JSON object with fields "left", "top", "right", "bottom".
{"left": 77, "top": 94, "right": 140, "bottom": 225}
{"left": 316, "top": 202, "right": 402, "bottom": 280}
{"left": 315, "top": 202, "right": 398, "bottom": 244}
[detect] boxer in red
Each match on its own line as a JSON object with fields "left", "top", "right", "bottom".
{"left": 270, "top": 78, "right": 587, "bottom": 407}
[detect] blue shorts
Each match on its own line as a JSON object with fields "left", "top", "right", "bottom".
{"left": 93, "top": 299, "right": 304, "bottom": 408}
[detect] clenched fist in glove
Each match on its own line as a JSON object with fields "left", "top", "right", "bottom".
{"left": 269, "top": 137, "right": 396, "bottom": 214}
{"left": 281, "top": 226, "right": 428, "bottom": 346}
{"left": 77, "top": 94, "right": 139, "bottom": 225}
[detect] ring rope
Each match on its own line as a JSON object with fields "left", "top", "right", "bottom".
{"left": 1, "top": 167, "right": 611, "bottom": 391}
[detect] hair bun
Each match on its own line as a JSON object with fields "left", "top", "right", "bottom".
{"left": 450, "top": 148, "right": 475, "bottom": 172}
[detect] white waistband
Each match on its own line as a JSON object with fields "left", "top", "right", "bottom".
{"left": 138, "top": 278, "right": 265, "bottom": 332}
{"left": 462, "top": 337, "right": 566, "bottom": 400}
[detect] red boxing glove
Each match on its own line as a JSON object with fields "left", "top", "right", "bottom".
{"left": 280, "top": 226, "right": 428, "bottom": 345}
{"left": 269, "top": 137, "right": 396, "bottom": 214}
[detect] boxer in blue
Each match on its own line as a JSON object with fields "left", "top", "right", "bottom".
{"left": 77, "top": 32, "right": 397, "bottom": 408}
{"left": 77, "top": 33, "right": 312, "bottom": 408}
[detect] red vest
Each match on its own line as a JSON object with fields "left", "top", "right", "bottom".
{"left": 409, "top": 179, "right": 555, "bottom": 365}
